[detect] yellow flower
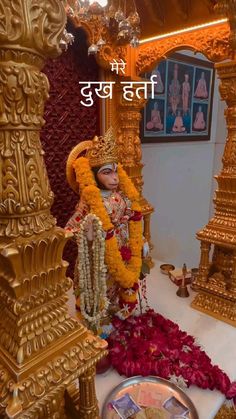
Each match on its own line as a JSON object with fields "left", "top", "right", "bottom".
{"left": 73, "top": 157, "right": 96, "bottom": 191}
{"left": 117, "top": 164, "right": 140, "bottom": 201}
{"left": 73, "top": 157, "right": 143, "bottom": 289}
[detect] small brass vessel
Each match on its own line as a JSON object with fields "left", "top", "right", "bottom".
{"left": 176, "top": 263, "right": 190, "bottom": 298}
{"left": 160, "top": 263, "right": 175, "bottom": 275}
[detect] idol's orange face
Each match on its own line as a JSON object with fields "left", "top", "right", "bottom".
{"left": 97, "top": 166, "right": 119, "bottom": 191}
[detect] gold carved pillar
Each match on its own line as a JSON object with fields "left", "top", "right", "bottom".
{"left": 231, "top": 251, "right": 236, "bottom": 293}
{"left": 0, "top": 1, "right": 107, "bottom": 418}
{"left": 198, "top": 242, "right": 211, "bottom": 283}
{"left": 191, "top": 61, "right": 236, "bottom": 327}
{"left": 98, "top": 43, "right": 154, "bottom": 266}
{"left": 78, "top": 367, "right": 99, "bottom": 418}
{"left": 115, "top": 84, "right": 154, "bottom": 266}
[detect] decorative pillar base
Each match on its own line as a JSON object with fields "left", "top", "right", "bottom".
{"left": 78, "top": 367, "right": 100, "bottom": 419}
{"left": 64, "top": 383, "right": 81, "bottom": 418}
{"left": 215, "top": 403, "right": 236, "bottom": 419}
{"left": 191, "top": 292, "right": 236, "bottom": 327}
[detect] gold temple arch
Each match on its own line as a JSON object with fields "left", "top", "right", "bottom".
{"left": 135, "top": 21, "right": 232, "bottom": 74}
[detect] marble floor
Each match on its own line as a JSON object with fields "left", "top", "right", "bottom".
{"left": 66, "top": 260, "right": 236, "bottom": 419}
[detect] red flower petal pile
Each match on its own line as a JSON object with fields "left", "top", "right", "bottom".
{"left": 108, "top": 310, "right": 235, "bottom": 398}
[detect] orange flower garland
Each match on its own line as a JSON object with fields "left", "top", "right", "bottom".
{"left": 73, "top": 157, "right": 143, "bottom": 289}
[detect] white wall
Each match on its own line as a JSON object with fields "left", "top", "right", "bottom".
{"left": 142, "top": 53, "right": 227, "bottom": 269}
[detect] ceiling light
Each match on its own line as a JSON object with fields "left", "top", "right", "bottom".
{"left": 65, "top": 0, "right": 141, "bottom": 54}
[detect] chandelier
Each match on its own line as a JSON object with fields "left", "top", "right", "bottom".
{"left": 63, "top": 0, "right": 141, "bottom": 54}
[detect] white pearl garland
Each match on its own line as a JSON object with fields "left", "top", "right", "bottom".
{"left": 76, "top": 214, "right": 109, "bottom": 330}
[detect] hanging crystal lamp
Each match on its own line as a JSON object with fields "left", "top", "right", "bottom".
{"left": 65, "top": 0, "right": 141, "bottom": 54}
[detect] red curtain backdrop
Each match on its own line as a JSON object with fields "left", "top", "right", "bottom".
{"left": 41, "top": 24, "right": 99, "bottom": 278}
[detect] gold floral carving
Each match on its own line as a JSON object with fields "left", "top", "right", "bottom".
{"left": 0, "top": 131, "right": 55, "bottom": 237}
{"left": 136, "top": 22, "right": 232, "bottom": 74}
{"left": 97, "top": 44, "right": 127, "bottom": 70}
{"left": 68, "top": 14, "right": 127, "bottom": 69}
{"left": 0, "top": 0, "right": 106, "bottom": 417}
{"left": 0, "top": 334, "right": 106, "bottom": 416}
{"left": 116, "top": 86, "right": 146, "bottom": 170}
{"left": 215, "top": 0, "right": 236, "bottom": 50}
{"left": 0, "top": 66, "right": 49, "bottom": 126}
{"left": 191, "top": 292, "right": 236, "bottom": 327}
{"left": 192, "top": 61, "right": 236, "bottom": 327}
{"left": 0, "top": 0, "right": 67, "bottom": 57}
{"left": 0, "top": 45, "right": 56, "bottom": 238}
{"left": 214, "top": 403, "right": 236, "bottom": 419}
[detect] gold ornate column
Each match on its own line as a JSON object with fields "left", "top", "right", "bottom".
{"left": 230, "top": 252, "right": 236, "bottom": 292}
{"left": 198, "top": 242, "right": 211, "bottom": 283}
{"left": 191, "top": 61, "right": 236, "bottom": 327}
{"left": 0, "top": 1, "right": 107, "bottom": 418}
{"left": 78, "top": 367, "right": 99, "bottom": 418}
{"left": 95, "top": 41, "right": 154, "bottom": 266}
{"left": 115, "top": 83, "right": 154, "bottom": 266}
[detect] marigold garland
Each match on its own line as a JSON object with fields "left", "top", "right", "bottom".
{"left": 117, "top": 164, "right": 139, "bottom": 202}
{"left": 73, "top": 156, "right": 143, "bottom": 289}
{"left": 73, "top": 157, "right": 96, "bottom": 190}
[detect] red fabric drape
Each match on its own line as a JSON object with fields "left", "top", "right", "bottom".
{"left": 41, "top": 25, "right": 99, "bottom": 278}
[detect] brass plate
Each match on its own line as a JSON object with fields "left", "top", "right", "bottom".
{"left": 102, "top": 375, "right": 199, "bottom": 419}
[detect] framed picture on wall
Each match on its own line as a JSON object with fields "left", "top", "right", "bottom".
{"left": 141, "top": 53, "right": 215, "bottom": 143}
